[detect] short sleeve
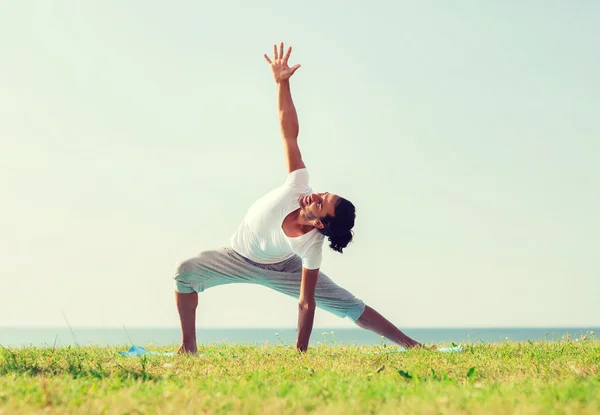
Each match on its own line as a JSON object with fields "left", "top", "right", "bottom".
{"left": 285, "top": 168, "right": 310, "bottom": 192}
{"left": 301, "top": 239, "right": 323, "bottom": 270}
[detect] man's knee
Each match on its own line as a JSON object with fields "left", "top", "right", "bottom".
{"left": 174, "top": 249, "right": 227, "bottom": 294}
{"left": 347, "top": 301, "right": 366, "bottom": 322}
{"left": 176, "top": 250, "right": 219, "bottom": 275}
{"left": 176, "top": 258, "right": 196, "bottom": 275}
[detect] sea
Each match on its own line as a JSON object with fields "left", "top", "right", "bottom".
{"left": 1, "top": 327, "right": 597, "bottom": 349}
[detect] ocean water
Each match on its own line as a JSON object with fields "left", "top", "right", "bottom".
{"left": 1, "top": 327, "right": 597, "bottom": 348}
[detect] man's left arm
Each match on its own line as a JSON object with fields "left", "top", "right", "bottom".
{"left": 296, "top": 267, "right": 319, "bottom": 352}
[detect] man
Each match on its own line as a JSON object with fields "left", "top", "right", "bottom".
{"left": 174, "top": 42, "right": 423, "bottom": 353}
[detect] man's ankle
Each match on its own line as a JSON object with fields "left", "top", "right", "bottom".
{"left": 182, "top": 338, "right": 196, "bottom": 346}
{"left": 397, "top": 335, "right": 419, "bottom": 348}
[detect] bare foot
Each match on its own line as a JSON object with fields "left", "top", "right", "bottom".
{"left": 408, "top": 342, "right": 437, "bottom": 350}
{"left": 403, "top": 339, "right": 423, "bottom": 349}
{"left": 177, "top": 343, "right": 197, "bottom": 355}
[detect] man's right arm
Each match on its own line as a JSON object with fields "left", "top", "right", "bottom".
{"left": 265, "top": 42, "right": 305, "bottom": 174}
{"left": 278, "top": 80, "right": 305, "bottom": 174}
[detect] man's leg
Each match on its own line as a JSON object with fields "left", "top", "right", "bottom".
{"left": 173, "top": 247, "right": 259, "bottom": 354}
{"left": 175, "top": 291, "right": 198, "bottom": 354}
{"left": 257, "top": 266, "right": 425, "bottom": 349}
{"left": 355, "top": 305, "right": 422, "bottom": 348}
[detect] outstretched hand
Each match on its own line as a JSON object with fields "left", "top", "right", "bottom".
{"left": 264, "top": 42, "right": 301, "bottom": 83}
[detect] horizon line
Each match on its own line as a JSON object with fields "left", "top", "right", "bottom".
{"left": 1, "top": 325, "right": 598, "bottom": 330}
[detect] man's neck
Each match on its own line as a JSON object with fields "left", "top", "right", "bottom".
{"left": 293, "top": 208, "right": 315, "bottom": 229}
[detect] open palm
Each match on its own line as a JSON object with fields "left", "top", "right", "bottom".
{"left": 264, "top": 42, "right": 301, "bottom": 83}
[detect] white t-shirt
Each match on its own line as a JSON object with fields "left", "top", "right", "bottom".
{"left": 230, "top": 168, "right": 325, "bottom": 270}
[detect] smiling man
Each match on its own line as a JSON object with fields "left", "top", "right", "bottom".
{"left": 173, "top": 43, "right": 424, "bottom": 354}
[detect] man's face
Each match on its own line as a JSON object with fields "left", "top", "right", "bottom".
{"left": 299, "top": 192, "right": 340, "bottom": 228}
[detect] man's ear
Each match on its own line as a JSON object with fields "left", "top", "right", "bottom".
{"left": 313, "top": 220, "right": 324, "bottom": 229}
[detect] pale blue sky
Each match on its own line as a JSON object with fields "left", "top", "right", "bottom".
{"left": 1, "top": 1, "right": 598, "bottom": 329}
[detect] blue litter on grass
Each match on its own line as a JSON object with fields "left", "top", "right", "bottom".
{"left": 118, "top": 345, "right": 175, "bottom": 357}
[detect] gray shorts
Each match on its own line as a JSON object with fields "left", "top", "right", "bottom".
{"left": 173, "top": 247, "right": 366, "bottom": 322}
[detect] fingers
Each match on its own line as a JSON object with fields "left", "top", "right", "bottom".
{"left": 290, "top": 64, "right": 301, "bottom": 74}
{"left": 283, "top": 46, "right": 292, "bottom": 64}
{"left": 266, "top": 42, "right": 295, "bottom": 64}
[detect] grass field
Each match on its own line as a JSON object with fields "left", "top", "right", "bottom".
{"left": 1, "top": 333, "right": 599, "bottom": 414}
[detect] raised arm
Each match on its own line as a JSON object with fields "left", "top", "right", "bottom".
{"left": 264, "top": 42, "right": 305, "bottom": 174}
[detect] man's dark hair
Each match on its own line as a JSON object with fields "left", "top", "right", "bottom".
{"left": 317, "top": 198, "right": 356, "bottom": 253}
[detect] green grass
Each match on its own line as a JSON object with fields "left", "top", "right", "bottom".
{"left": 1, "top": 333, "right": 599, "bottom": 414}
